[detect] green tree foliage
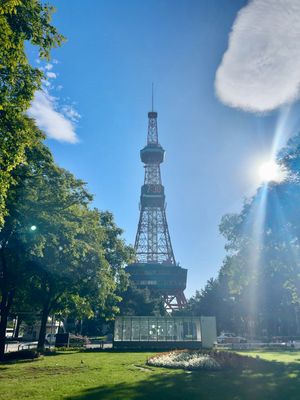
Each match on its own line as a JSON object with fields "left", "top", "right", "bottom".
{"left": 97, "top": 212, "right": 135, "bottom": 320}
{"left": 181, "top": 277, "right": 235, "bottom": 333}
{"left": 118, "top": 282, "right": 165, "bottom": 317}
{"left": 188, "top": 133, "right": 300, "bottom": 338}
{"left": 0, "top": 134, "right": 133, "bottom": 357}
{"left": 0, "top": 0, "right": 64, "bottom": 226}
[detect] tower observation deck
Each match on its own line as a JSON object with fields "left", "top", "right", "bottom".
{"left": 126, "top": 108, "right": 187, "bottom": 312}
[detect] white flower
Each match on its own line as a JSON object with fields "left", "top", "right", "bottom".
{"left": 147, "top": 351, "right": 221, "bottom": 370}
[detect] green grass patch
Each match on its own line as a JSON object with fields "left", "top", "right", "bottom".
{"left": 1, "top": 350, "right": 300, "bottom": 399}
{"left": 238, "top": 349, "right": 300, "bottom": 364}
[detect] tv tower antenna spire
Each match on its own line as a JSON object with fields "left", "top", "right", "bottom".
{"left": 152, "top": 82, "right": 154, "bottom": 112}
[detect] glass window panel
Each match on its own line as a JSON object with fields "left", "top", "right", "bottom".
{"left": 148, "top": 318, "right": 157, "bottom": 341}
{"left": 123, "top": 318, "right": 132, "bottom": 341}
{"left": 181, "top": 319, "right": 192, "bottom": 341}
{"left": 195, "top": 319, "right": 201, "bottom": 341}
{"left": 190, "top": 320, "right": 197, "bottom": 340}
{"left": 131, "top": 319, "right": 140, "bottom": 341}
{"left": 182, "top": 321, "right": 189, "bottom": 340}
{"left": 157, "top": 319, "right": 166, "bottom": 341}
{"left": 176, "top": 319, "right": 184, "bottom": 341}
{"left": 166, "top": 320, "right": 174, "bottom": 341}
{"left": 140, "top": 318, "right": 149, "bottom": 341}
{"left": 114, "top": 318, "right": 122, "bottom": 341}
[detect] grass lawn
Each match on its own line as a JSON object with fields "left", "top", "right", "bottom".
{"left": 1, "top": 349, "right": 300, "bottom": 400}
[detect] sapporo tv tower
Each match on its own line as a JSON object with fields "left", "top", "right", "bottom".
{"left": 126, "top": 94, "right": 187, "bottom": 312}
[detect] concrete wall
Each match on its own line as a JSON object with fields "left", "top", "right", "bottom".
{"left": 200, "top": 316, "right": 217, "bottom": 348}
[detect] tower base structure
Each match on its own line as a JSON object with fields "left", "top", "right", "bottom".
{"left": 126, "top": 263, "right": 187, "bottom": 312}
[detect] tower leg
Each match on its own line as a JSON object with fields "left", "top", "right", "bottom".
{"left": 163, "top": 291, "right": 187, "bottom": 312}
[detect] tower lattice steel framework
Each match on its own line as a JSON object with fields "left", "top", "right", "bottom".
{"left": 126, "top": 106, "right": 187, "bottom": 312}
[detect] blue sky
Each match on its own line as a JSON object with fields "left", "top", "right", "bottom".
{"left": 27, "top": 0, "right": 300, "bottom": 297}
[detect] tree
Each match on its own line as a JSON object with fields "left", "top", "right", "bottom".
{"left": 0, "top": 135, "right": 68, "bottom": 356}
{"left": 62, "top": 213, "right": 135, "bottom": 337}
{"left": 0, "top": 0, "right": 64, "bottom": 226}
{"left": 118, "top": 282, "right": 165, "bottom": 317}
{"left": 0, "top": 135, "right": 133, "bottom": 356}
{"left": 204, "top": 132, "right": 300, "bottom": 337}
{"left": 31, "top": 206, "right": 134, "bottom": 349}
{"left": 177, "top": 276, "right": 235, "bottom": 333}
{"left": 96, "top": 212, "right": 135, "bottom": 320}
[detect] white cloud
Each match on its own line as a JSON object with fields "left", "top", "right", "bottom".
{"left": 215, "top": 0, "right": 300, "bottom": 113}
{"left": 28, "top": 91, "right": 79, "bottom": 143}
{"left": 45, "top": 63, "right": 53, "bottom": 71}
{"left": 46, "top": 71, "right": 57, "bottom": 79}
{"left": 62, "top": 105, "right": 81, "bottom": 122}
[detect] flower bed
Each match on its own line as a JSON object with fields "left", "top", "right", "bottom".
{"left": 147, "top": 350, "right": 221, "bottom": 371}
{"left": 147, "top": 349, "right": 268, "bottom": 371}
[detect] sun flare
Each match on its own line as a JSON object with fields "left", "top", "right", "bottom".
{"left": 258, "top": 160, "right": 285, "bottom": 183}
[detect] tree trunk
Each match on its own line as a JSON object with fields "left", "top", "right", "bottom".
{"left": 63, "top": 317, "right": 69, "bottom": 333}
{"left": 14, "top": 316, "right": 22, "bottom": 339}
{"left": 37, "top": 299, "right": 50, "bottom": 351}
{"left": 0, "top": 290, "right": 14, "bottom": 360}
{"left": 0, "top": 293, "right": 9, "bottom": 360}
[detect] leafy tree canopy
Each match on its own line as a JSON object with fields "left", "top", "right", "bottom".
{"left": 0, "top": 0, "right": 64, "bottom": 226}
{"left": 0, "top": 133, "right": 133, "bottom": 355}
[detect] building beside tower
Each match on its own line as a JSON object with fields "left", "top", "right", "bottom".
{"left": 125, "top": 108, "right": 187, "bottom": 312}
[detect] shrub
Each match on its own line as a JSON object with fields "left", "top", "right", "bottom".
{"left": 3, "top": 349, "right": 41, "bottom": 362}
{"left": 69, "top": 334, "right": 90, "bottom": 347}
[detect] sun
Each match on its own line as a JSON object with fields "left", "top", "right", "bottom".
{"left": 258, "top": 160, "right": 285, "bottom": 183}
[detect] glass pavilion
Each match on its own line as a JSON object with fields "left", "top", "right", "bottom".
{"left": 114, "top": 316, "right": 205, "bottom": 349}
